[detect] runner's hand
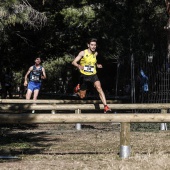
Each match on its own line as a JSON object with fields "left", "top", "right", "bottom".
{"left": 24, "top": 81, "right": 28, "bottom": 86}
{"left": 97, "top": 64, "right": 103, "bottom": 68}
{"left": 41, "top": 75, "right": 45, "bottom": 79}
{"left": 78, "top": 65, "right": 84, "bottom": 70}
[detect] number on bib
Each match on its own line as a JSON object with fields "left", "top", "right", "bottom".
{"left": 84, "top": 65, "right": 94, "bottom": 73}
{"left": 31, "top": 75, "right": 40, "bottom": 81}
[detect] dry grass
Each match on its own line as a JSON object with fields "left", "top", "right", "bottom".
{"left": 0, "top": 123, "right": 170, "bottom": 170}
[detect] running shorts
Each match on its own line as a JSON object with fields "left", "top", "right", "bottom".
{"left": 79, "top": 74, "right": 99, "bottom": 90}
{"left": 27, "top": 81, "right": 41, "bottom": 91}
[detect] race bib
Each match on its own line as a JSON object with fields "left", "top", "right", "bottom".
{"left": 31, "top": 75, "right": 40, "bottom": 81}
{"left": 84, "top": 65, "right": 94, "bottom": 73}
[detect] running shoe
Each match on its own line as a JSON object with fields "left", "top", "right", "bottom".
{"left": 104, "top": 105, "right": 112, "bottom": 113}
{"left": 74, "top": 84, "right": 80, "bottom": 93}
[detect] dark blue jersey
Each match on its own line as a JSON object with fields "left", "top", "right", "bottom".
{"left": 29, "top": 65, "right": 43, "bottom": 83}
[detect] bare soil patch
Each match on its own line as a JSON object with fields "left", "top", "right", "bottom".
{"left": 0, "top": 123, "right": 170, "bottom": 170}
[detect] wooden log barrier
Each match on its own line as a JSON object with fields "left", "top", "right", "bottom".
{"left": 0, "top": 113, "right": 169, "bottom": 124}
{"left": 1, "top": 103, "right": 170, "bottom": 111}
{"left": 0, "top": 113, "right": 169, "bottom": 158}
{"left": 1, "top": 100, "right": 170, "bottom": 159}
{"left": 0, "top": 99, "right": 118, "bottom": 104}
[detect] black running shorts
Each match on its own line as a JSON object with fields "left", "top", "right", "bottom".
{"left": 79, "top": 74, "right": 99, "bottom": 90}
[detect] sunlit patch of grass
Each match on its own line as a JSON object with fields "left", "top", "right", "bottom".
{"left": 0, "top": 139, "right": 32, "bottom": 149}
{"left": 8, "top": 142, "right": 31, "bottom": 148}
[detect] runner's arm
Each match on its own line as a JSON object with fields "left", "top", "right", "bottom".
{"left": 95, "top": 52, "right": 103, "bottom": 68}
{"left": 72, "top": 51, "right": 84, "bottom": 70}
{"left": 41, "top": 67, "right": 46, "bottom": 79}
{"left": 24, "top": 66, "right": 33, "bottom": 86}
{"left": 165, "top": 0, "right": 170, "bottom": 14}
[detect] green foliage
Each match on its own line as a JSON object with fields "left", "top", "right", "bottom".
{"left": 0, "top": 0, "right": 169, "bottom": 94}
{"left": 61, "top": 5, "right": 95, "bottom": 28}
{"left": 43, "top": 54, "right": 73, "bottom": 80}
{"left": 0, "top": 0, "right": 47, "bottom": 31}
{"left": 13, "top": 70, "right": 24, "bottom": 86}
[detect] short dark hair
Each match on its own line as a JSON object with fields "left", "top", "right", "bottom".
{"left": 34, "top": 57, "right": 41, "bottom": 60}
{"left": 87, "top": 38, "right": 97, "bottom": 44}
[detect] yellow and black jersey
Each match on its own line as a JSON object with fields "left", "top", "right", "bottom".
{"left": 80, "top": 49, "right": 97, "bottom": 75}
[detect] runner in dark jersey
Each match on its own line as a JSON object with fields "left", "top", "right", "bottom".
{"left": 24, "top": 57, "right": 46, "bottom": 100}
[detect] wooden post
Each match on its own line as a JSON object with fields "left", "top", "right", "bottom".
{"left": 51, "top": 103, "right": 56, "bottom": 114}
{"left": 120, "top": 122, "right": 130, "bottom": 158}
{"left": 31, "top": 102, "right": 37, "bottom": 114}
{"left": 160, "top": 109, "right": 168, "bottom": 130}
{"left": 75, "top": 109, "right": 81, "bottom": 130}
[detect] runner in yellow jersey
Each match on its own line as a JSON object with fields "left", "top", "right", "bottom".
{"left": 72, "top": 38, "right": 111, "bottom": 113}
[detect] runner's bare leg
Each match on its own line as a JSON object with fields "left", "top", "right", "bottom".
{"left": 33, "top": 89, "right": 40, "bottom": 100}
{"left": 94, "top": 81, "right": 107, "bottom": 105}
{"left": 26, "top": 89, "right": 32, "bottom": 100}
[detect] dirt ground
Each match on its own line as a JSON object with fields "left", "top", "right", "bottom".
{"left": 0, "top": 123, "right": 170, "bottom": 170}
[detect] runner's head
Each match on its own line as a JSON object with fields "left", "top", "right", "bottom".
{"left": 34, "top": 57, "right": 41, "bottom": 65}
{"left": 87, "top": 38, "right": 97, "bottom": 52}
